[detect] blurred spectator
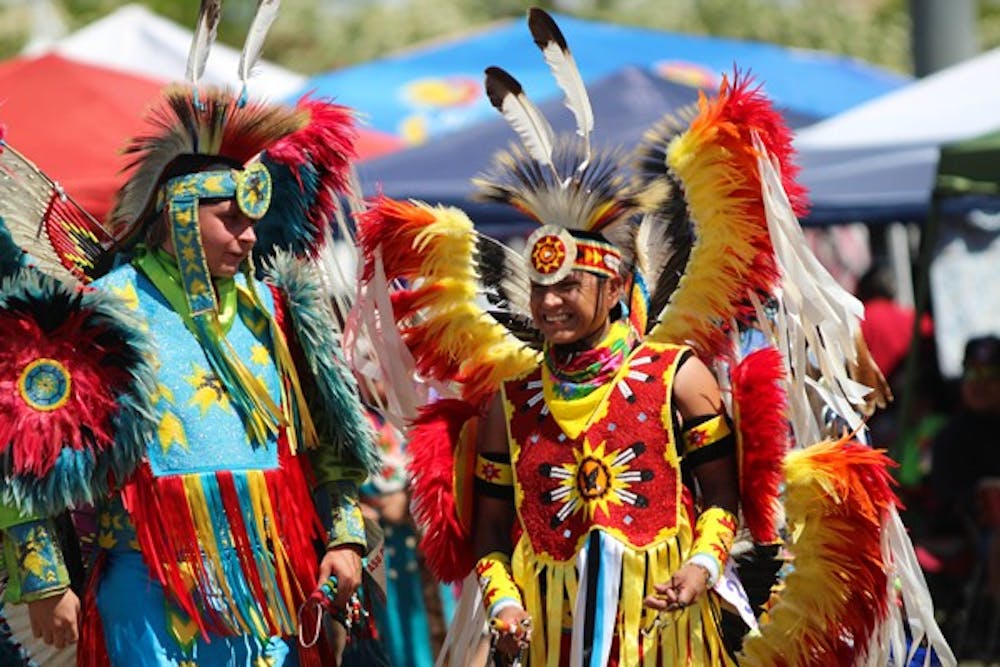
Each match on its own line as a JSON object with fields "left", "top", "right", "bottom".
{"left": 359, "top": 408, "right": 454, "bottom": 667}
{"left": 856, "top": 263, "right": 938, "bottom": 457}
{"left": 929, "top": 335, "right": 1000, "bottom": 532}
{"left": 856, "top": 263, "right": 934, "bottom": 391}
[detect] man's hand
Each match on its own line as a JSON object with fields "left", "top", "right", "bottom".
{"left": 492, "top": 605, "right": 531, "bottom": 657}
{"left": 317, "top": 545, "right": 363, "bottom": 612}
{"left": 27, "top": 588, "right": 80, "bottom": 649}
{"left": 643, "top": 562, "right": 711, "bottom": 612}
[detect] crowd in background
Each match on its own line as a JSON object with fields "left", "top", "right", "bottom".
{"left": 856, "top": 262, "right": 1000, "bottom": 658}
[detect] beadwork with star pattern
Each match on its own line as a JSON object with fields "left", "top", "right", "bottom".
{"left": 93, "top": 263, "right": 284, "bottom": 475}
{"left": 504, "top": 342, "right": 689, "bottom": 562}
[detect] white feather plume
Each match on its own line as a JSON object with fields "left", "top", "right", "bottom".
{"left": 485, "top": 66, "right": 556, "bottom": 171}
{"left": 528, "top": 8, "right": 593, "bottom": 160}
{"left": 238, "top": 0, "right": 281, "bottom": 88}
{"left": 186, "top": 0, "right": 222, "bottom": 85}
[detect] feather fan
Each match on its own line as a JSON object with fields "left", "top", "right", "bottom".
{"left": 0, "top": 142, "right": 114, "bottom": 284}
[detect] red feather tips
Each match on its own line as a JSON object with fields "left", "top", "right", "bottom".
{"left": 718, "top": 72, "right": 808, "bottom": 311}
{"left": 720, "top": 71, "right": 809, "bottom": 218}
{"left": 262, "top": 96, "right": 359, "bottom": 256}
{"left": 732, "top": 346, "right": 789, "bottom": 543}
{"left": 356, "top": 196, "right": 436, "bottom": 283}
{"left": 407, "top": 398, "right": 481, "bottom": 583}
{"left": 0, "top": 271, "right": 154, "bottom": 516}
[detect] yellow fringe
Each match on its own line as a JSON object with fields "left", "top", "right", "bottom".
{"left": 181, "top": 475, "right": 252, "bottom": 636}
{"left": 510, "top": 517, "right": 733, "bottom": 666}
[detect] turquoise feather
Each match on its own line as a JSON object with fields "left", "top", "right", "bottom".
{"left": 264, "top": 250, "right": 379, "bottom": 477}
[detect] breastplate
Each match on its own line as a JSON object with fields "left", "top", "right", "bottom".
{"left": 504, "top": 343, "right": 686, "bottom": 562}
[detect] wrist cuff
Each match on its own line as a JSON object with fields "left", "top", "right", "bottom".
{"left": 686, "top": 552, "right": 721, "bottom": 588}
{"left": 475, "top": 551, "right": 523, "bottom": 618}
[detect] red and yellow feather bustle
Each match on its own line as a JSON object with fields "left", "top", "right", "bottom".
{"left": 356, "top": 196, "right": 539, "bottom": 408}
{"left": 645, "top": 73, "right": 808, "bottom": 360}
{"left": 356, "top": 196, "right": 540, "bottom": 581}
{"left": 740, "top": 438, "right": 898, "bottom": 667}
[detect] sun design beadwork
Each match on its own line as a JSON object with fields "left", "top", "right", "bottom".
{"left": 531, "top": 235, "right": 568, "bottom": 274}
{"left": 526, "top": 225, "right": 576, "bottom": 285}
{"left": 507, "top": 343, "right": 687, "bottom": 560}
{"left": 540, "top": 439, "right": 652, "bottom": 526}
{"left": 18, "top": 357, "right": 72, "bottom": 412}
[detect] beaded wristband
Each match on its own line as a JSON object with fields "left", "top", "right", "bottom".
{"left": 475, "top": 551, "right": 523, "bottom": 618}
{"left": 687, "top": 506, "right": 737, "bottom": 587}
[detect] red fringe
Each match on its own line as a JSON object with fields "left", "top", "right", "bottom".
{"left": 732, "top": 347, "right": 789, "bottom": 543}
{"left": 216, "top": 470, "right": 278, "bottom": 635}
{"left": 118, "top": 432, "right": 330, "bottom": 653}
{"left": 77, "top": 551, "right": 111, "bottom": 667}
{"left": 264, "top": 429, "right": 326, "bottom": 601}
{"left": 408, "top": 398, "right": 480, "bottom": 582}
{"left": 120, "top": 465, "right": 214, "bottom": 637}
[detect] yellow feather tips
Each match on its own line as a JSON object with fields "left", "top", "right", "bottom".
{"left": 739, "top": 439, "right": 898, "bottom": 667}
{"left": 643, "top": 77, "right": 788, "bottom": 359}
{"left": 359, "top": 197, "right": 539, "bottom": 407}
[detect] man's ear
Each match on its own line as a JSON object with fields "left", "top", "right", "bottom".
{"left": 607, "top": 274, "right": 624, "bottom": 303}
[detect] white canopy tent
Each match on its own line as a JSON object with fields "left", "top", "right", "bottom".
{"left": 795, "top": 45, "right": 1000, "bottom": 226}
{"left": 38, "top": 4, "right": 305, "bottom": 101}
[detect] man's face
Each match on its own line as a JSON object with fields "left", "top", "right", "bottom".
{"left": 162, "top": 197, "right": 256, "bottom": 278}
{"left": 962, "top": 363, "right": 1000, "bottom": 414}
{"left": 529, "top": 270, "right": 621, "bottom": 346}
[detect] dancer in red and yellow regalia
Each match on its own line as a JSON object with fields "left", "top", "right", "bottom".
{"left": 353, "top": 8, "right": 954, "bottom": 667}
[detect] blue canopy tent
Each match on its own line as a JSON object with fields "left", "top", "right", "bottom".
{"left": 293, "top": 14, "right": 908, "bottom": 148}
{"left": 355, "top": 65, "right": 818, "bottom": 238}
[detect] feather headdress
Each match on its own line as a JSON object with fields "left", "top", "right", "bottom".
{"left": 0, "top": 140, "right": 116, "bottom": 285}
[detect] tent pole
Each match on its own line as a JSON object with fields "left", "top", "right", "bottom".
{"left": 892, "top": 198, "right": 940, "bottom": 465}
{"left": 887, "top": 222, "right": 915, "bottom": 308}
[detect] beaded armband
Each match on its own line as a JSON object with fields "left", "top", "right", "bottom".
{"left": 474, "top": 452, "right": 514, "bottom": 500}
{"left": 475, "top": 551, "right": 523, "bottom": 618}
{"left": 687, "top": 506, "right": 738, "bottom": 587}
{"left": 319, "top": 480, "right": 367, "bottom": 551}
{"left": 2, "top": 519, "right": 70, "bottom": 603}
{"left": 681, "top": 413, "right": 736, "bottom": 467}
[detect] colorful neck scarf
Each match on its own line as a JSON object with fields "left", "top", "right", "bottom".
{"left": 543, "top": 320, "right": 637, "bottom": 400}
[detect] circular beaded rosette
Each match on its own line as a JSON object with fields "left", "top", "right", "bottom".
{"left": 0, "top": 270, "right": 156, "bottom": 515}
{"left": 525, "top": 224, "right": 576, "bottom": 285}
